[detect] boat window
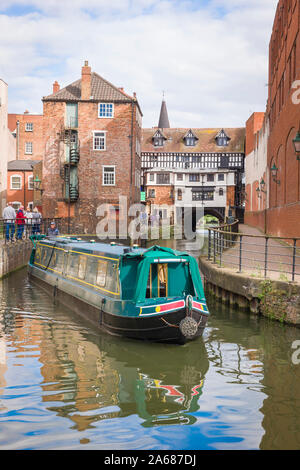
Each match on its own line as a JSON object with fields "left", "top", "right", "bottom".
{"left": 41, "top": 246, "right": 51, "bottom": 266}
{"left": 85, "top": 258, "right": 97, "bottom": 285}
{"left": 67, "top": 253, "right": 79, "bottom": 278}
{"left": 49, "top": 250, "right": 64, "bottom": 272}
{"left": 35, "top": 245, "right": 42, "bottom": 265}
{"left": 158, "top": 263, "right": 168, "bottom": 297}
{"left": 78, "top": 255, "right": 87, "bottom": 280}
{"left": 96, "top": 260, "right": 107, "bottom": 287}
{"left": 146, "top": 263, "right": 168, "bottom": 298}
{"left": 105, "top": 261, "right": 119, "bottom": 294}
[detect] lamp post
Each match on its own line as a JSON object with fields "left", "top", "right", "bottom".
{"left": 32, "top": 176, "right": 43, "bottom": 193}
{"left": 271, "top": 164, "right": 280, "bottom": 185}
{"left": 256, "top": 178, "right": 267, "bottom": 234}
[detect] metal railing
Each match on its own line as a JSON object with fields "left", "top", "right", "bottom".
{"left": 207, "top": 222, "right": 300, "bottom": 282}
{"left": 1, "top": 218, "right": 63, "bottom": 244}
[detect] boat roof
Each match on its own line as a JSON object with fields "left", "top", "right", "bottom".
{"left": 37, "top": 237, "right": 190, "bottom": 260}
{"left": 38, "top": 236, "right": 144, "bottom": 258}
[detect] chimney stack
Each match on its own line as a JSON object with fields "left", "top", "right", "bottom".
{"left": 81, "top": 60, "right": 91, "bottom": 100}
{"left": 53, "top": 81, "right": 60, "bottom": 94}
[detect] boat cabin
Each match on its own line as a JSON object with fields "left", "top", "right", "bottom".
{"left": 32, "top": 238, "right": 204, "bottom": 304}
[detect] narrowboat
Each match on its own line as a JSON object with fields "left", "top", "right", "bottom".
{"left": 28, "top": 235, "right": 209, "bottom": 344}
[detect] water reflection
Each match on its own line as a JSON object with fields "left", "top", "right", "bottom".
{"left": 0, "top": 269, "right": 299, "bottom": 449}
{"left": 38, "top": 326, "right": 209, "bottom": 431}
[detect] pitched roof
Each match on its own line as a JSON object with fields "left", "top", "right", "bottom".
{"left": 8, "top": 160, "right": 41, "bottom": 171}
{"left": 142, "top": 128, "right": 245, "bottom": 153}
{"left": 43, "top": 72, "right": 137, "bottom": 104}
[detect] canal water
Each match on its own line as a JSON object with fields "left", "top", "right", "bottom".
{"left": 0, "top": 236, "right": 299, "bottom": 450}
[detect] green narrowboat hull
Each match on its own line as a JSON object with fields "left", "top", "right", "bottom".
{"left": 28, "top": 236, "right": 209, "bottom": 344}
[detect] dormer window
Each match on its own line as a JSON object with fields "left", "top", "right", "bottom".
{"left": 215, "top": 129, "right": 230, "bottom": 147}
{"left": 183, "top": 129, "right": 198, "bottom": 147}
{"left": 152, "top": 129, "right": 166, "bottom": 148}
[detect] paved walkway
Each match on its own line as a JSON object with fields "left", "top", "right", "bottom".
{"left": 218, "top": 224, "right": 300, "bottom": 283}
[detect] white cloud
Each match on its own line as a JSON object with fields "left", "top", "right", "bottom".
{"left": 0, "top": 0, "right": 278, "bottom": 127}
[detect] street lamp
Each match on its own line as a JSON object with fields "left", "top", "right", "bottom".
{"left": 256, "top": 178, "right": 266, "bottom": 198}
{"left": 271, "top": 163, "right": 280, "bottom": 185}
{"left": 293, "top": 131, "right": 300, "bottom": 160}
{"left": 32, "top": 176, "right": 44, "bottom": 193}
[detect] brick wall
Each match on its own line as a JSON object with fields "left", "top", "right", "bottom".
{"left": 266, "top": 0, "right": 300, "bottom": 238}
{"left": 8, "top": 112, "right": 44, "bottom": 161}
{"left": 7, "top": 170, "right": 34, "bottom": 209}
{"left": 41, "top": 100, "right": 140, "bottom": 231}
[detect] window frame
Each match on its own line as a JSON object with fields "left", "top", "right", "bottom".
{"left": 102, "top": 165, "right": 115, "bottom": 186}
{"left": 156, "top": 173, "right": 170, "bottom": 185}
{"left": 28, "top": 175, "right": 34, "bottom": 190}
{"left": 10, "top": 174, "right": 22, "bottom": 190}
{"left": 98, "top": 103, "right": 114, "bottom": 119}
{"left": 96, "top": 259, "right": 108, "bottom": 287}
{"left": 25, "top": 141, "right": 33, "bottom": 155}
{"left": 93, "top": 130, "right": 106, "bottom": 151}
{"left": 25, "top": 122, "right": 33, "bottom": 132}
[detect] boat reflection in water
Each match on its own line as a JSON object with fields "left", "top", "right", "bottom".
{"left": 41, "top": 322, "right": 209, "bottom": 430}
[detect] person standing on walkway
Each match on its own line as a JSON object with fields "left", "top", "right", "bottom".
{"left": 32, "top": 207, "right": 42, "bottom": 234}
{"left": 2, "top": 202, "right": 16, "bottom": 242}
{"left": 16, "top": 206, "right": 26, "bottom": 240}
{"left": 25, "top": 206, "right": 33, "bottom": 236}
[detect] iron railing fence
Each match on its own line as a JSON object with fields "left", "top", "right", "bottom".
{"left": 1, "top": 218, "right": 64, "bottom": 243}
{"left": 207, "top": 223, "right": 300, "bottom": 282}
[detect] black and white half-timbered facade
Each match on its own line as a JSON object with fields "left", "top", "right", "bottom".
{"left": 141, "top": 124, "right": 245, "bottom": 226}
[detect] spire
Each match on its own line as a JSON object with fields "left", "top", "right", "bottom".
{"left": 158, "top": 93, "right": 170, "bottom": 129}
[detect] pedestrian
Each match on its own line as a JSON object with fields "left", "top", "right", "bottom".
{"left": 25, "top": 206, "right": 33, "bottom": 236}
{"left": 2, "top": 202, "right": 16, "bottom": 242}
{"left": 32, "top": 207, "right": 42, "bottom": 234}
{"left": 47, "top": 221, "right": 59, "bottom": 236}
{"left": 16, "top": 206, "right": 26, "bottom": 240}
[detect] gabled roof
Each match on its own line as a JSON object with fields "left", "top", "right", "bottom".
{"left": 215, "top": 128, "right": 231, "bottom": 141}
{"left": 43, "top": 72, "right": 138, "bottom": 105}
{"left": 152, "top": 129, "right": 167, "bottom": 140}
{"left": 183, "top": 129, "right": 199, "bottom": 140}
{"left": 142, "top": 128, "right": 245, "bottom": 153}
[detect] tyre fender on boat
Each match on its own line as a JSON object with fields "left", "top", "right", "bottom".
{"left": 179, "top": 295, "right": 198, "bottom": 338}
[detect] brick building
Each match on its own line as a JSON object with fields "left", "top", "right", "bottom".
{"left": 7, "top": 159, "right": 40, "bottom": 210}
{"left": 245, "top": 112, "right": 268, "bottom": 231}
{"left": 142, "top": 100, "right": 245, "bottom": 226}
{"left": 39, "top": 61, "right": 142, "bottom": 231}
{"left": 245, "top": 0, "right": 300, "bottom": 238}
{"left": 8, "top": 111, "right": 43, "bottom": 162}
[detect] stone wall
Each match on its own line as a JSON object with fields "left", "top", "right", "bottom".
{"left": 0, "top": 240, "right": 32, "bottom": 279}
{"left": 200, "top": 255, "right": 300, "bottom": 326}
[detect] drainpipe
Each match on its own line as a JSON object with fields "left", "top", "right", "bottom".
{"left": 130, "top": 101, "right": 134, "bottom": 207}
{"left": 23, "top": 170, "right": 26, "bottom": 209}
{"left": 16, "top": 120, "right": 20, "bottom": 160}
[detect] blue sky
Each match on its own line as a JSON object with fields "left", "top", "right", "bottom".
{"left": 0, "top": 0, "right": 278, "bottom": 127}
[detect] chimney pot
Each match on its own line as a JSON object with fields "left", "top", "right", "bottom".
{"left": 53, "top": 81, "right": 60, "bottom": 94}
{"left": 81, "top": 61, "right": 92, "bottom": 100}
